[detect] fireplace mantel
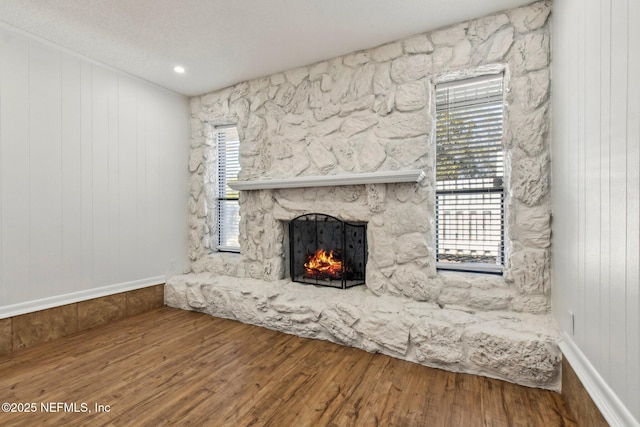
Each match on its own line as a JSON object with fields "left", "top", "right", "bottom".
{"left": 228, "top": 169, "right": 426, "bottom": 191}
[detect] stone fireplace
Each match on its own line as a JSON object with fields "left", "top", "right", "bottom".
{"left": 289, "top": 213, "right": 367, "bottom": 289}
{"left": 167, "top": 1, "right": 560, "bottom": 391}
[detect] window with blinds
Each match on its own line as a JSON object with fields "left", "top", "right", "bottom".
{"left": 215, "top": 125, "right": 241, "bottom": 252}
{"left": 435, "top": 74, "right": 504, "bottom": 273}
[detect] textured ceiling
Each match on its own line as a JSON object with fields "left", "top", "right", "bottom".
{"left": 0, "top": 0, "right": 533, "bottom": 96}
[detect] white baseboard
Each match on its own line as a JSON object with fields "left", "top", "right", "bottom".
{"left": 560, "top": 333, "right": 639, "bottom": 427}
{"left": 0, "top": 276, "right": 166, "bottom": 319}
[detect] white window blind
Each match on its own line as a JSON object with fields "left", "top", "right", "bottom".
{"left": 216, "top": 125, "right": 241, "bottom": 252}
{"left": 435, "top": 74, "right": 504, "bottom": 273}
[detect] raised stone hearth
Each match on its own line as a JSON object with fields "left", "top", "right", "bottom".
{"left": 165, "top": 274, "right": 560, "bottom": 390}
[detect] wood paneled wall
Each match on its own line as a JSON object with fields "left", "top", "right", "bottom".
{"left": 552, "top": 0, "right": 639, "bottom": 424}
{"left": 0, "top": 26, "right": 190, "bottom": 315}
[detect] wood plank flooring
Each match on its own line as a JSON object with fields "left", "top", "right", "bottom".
{"left": 0, "top": 307, "right": 576, "bottom": 426}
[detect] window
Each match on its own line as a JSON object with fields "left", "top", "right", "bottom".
{"left": 215, "top": 125, "right": 241, "bottom": 252}
{"left": 435, "top": 74, "right": 504, "bottom": 274}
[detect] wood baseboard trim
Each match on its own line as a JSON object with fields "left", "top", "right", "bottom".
{"left": 0, "top": 284, "right": 165, "bottom": 356}
{"left": 560, "top": 333, "right": 639, "bottom": 427}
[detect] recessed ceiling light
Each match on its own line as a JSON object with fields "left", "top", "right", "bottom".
{"left": 174, "top": 66, "right": 185, "bottom": 74}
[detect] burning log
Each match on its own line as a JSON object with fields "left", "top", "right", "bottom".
{"left": 304, "top": 249, "right": 343, "bottom": 279}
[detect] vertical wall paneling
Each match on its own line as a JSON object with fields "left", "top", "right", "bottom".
{"left": 0, "top": 25, "right": 189, "bottom": 316}
{"left": 626, "top": 0, "right": 640, "bottom": 407}
{"left": 576, "top": 0, "right": 587, "bottom": 348}
{"left": 1, "top": 33, "right": 31, "bottom": 304}
{"left": 566, "top": 0, "right": 581, "bottom": 342}
{"left": 139, "top": 88, "right": 190, "bottom": 278}
{"left": 136, "top": 86, "right": 148, "bottom": 279}
{"left": 553, "top": 0, "right": 640, "bottom": 424}
{"left": 118, "top": 78, "right": 138, "bottom": 281}
{"left": 162, "top": 92, "right": 189, "bottom": 276}
{"left": 550, "top": 0, "right": 571, "bottom": 334}
{"left": 598, "top": 0, "right": 612, "bottom": 382}
{"left": 608, "top": 0, "right": 629, "bottom": 401}
{"left": 583, "top": 0, "right": 602, "bottom": 370}
{"left": 29, "top": 42, "right": 63, "bottom": 300}
{"left": 80, "top": 60, "right": 94, "bottom": 290}
{"left": 108, "top": 74, "right": 119, "bottom": 283}
{"left": 91, "top": 66, "right": 110, "bottom": 288}
{"left": 145, "top": 91, "right": 161, "bottom": 275}
{"left": 61, "top": 55, "right": 83, "bottom": 292}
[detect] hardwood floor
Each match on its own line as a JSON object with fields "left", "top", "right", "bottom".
{"left": 0, "top": 307, "right": 575, "bottom": 426}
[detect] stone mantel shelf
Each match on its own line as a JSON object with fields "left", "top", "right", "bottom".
{"left": 228, "top": 170, "right": 426, "bottom": 191}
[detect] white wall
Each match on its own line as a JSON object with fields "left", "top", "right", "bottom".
{"left": 552, "top": 0, "right": 639, "bottom": 425}
{"left": 0, "top": 26, "right": 190, "bottom": 317}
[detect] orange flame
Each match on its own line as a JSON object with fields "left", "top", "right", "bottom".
{"left": 304, "top": 249, "right": 343, "bottom": 279}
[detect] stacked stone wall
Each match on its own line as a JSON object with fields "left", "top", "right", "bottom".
{"left": 186, "top": 0, "right": 552, "bottom": 315}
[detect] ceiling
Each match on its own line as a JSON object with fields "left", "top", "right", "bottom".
{"left": 0, "top": 0, "right": 533, "bottom": 97}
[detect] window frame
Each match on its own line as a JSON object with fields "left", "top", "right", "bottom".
{"left": 434, "top": 73, "right": 505, "bottom": 275}
{"left": 214, "top": 124, "right": 241, "bottom": 253}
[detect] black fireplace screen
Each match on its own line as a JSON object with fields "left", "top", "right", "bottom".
{"left": 289, "top": 214, "right": 367, "bottom": 289}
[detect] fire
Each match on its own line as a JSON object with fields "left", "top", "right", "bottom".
{"left": 304, "top": 249, "right": 343, "bottom": 279}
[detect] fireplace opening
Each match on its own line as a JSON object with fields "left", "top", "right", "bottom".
{"left": 289, "top": 214, "right": 367, "bottom": 289}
